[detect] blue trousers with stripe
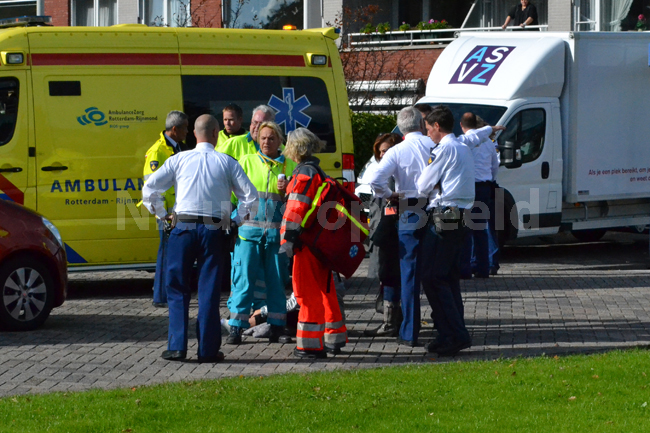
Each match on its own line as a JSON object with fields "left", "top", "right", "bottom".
{"left": 153, "top": 219, "right": 168, "bottom": 304}
{"left": 165, "top": 221, "right": 225, "bottom": 358}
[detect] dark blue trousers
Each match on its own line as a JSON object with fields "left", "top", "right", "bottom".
{"left": 461, "top": 182, "right": 491, "bottom": 277}
{"left": 421, "top": 222, "right": 470, "bottom": 345}
{"left": 397, "top": 212, "right": 425, "bottom": 343}
{"left": 153, "top": 219, "right": 168, "bottom": 304}
{"left": 165, "top": 221, "right": 225, "bottom": 358}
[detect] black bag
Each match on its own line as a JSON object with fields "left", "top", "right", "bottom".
{"left": 371, "top": 207, "right": 399, "bottom": 249}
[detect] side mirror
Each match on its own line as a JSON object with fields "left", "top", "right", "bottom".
{"left": 499, "top": 140, "right": 522, "bottom": 169}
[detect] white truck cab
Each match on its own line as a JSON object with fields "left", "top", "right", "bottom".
{"left": 420, "top": 32, "right": 650, "bottom": 242}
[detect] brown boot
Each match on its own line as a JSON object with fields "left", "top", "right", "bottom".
{"left": 365, "top": 301, "right": 399, "bottom": 337}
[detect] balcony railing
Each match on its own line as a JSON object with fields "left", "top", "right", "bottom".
{"left": 347, "top": 25, "right": 549, "bottom": 48}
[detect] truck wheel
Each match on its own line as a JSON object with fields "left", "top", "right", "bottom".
{"left": 571, "top": 229, "right": 607, "bottom": 243}
{"left": 0, "top": 257, "right": 55, "bottom": 331}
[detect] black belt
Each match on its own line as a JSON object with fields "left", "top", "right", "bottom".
{"left": 176, "top": 214, "right": 222, "bottom": 224}
{"left": 403, "top": 197, "right": 428, "bottom": 208}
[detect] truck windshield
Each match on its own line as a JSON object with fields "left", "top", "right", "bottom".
{"left": 419, "top": 103, "right": 507, "bottom": 136}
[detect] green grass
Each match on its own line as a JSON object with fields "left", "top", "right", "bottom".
{"left": 2, "top": 349, "right": 650, "bottom": 432}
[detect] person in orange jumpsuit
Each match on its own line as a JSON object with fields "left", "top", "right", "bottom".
{"left": 279, "top": 127, "right": 348, "bottom": 359}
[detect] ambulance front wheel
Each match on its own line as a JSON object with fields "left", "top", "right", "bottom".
{"left": 0, "top": 257, "right": 55, "bottom": 331}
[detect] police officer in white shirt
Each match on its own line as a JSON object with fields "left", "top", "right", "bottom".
{"left": 417, "top": 105, "right": 475, "bottom": 357}
{"left": 367, "top": 106, "right": 433, "bottom": 347}
{"left": 459, "top": 113, "right": 504, "bottom": 279}
{"left": 142, "top": 114, "right": 257, "bottom": 363}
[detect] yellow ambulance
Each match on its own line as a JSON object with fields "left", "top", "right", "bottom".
{"left": 0, "top": 17, "right": 354, "bottom": 270}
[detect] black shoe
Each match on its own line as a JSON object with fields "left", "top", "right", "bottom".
{"left": 436, "top": 338, "right": 472, "bottom": 357}
{"left": 396, "top": 337, "right": 419, "bottom": 347}
{"left": 460, "top": 274, "right": 473, "bottom": 280}
{"left": 197, "top": 352, "right": 225, "bottom": 363}
{"left": 490, "top": 267, "right": 499, "bottom": 276}
{"left": 325, "top": 346, "right": 342, "bottom": 355}
{"left": 278, "top": 335, "right": 293, "bottom": 344}
{"left": 293, "top": 348, "right": 327, "bottom": 359}
{"left": 226, "top": 326, "right": 242, "bottom": 345}
{"left": 474, "top": 273, "right": 489, "bottom": 279}
{"left": 162, "top": 350, "right": 186, "bottom": 361}
{"left": 153, "top": 302, "right": 168, "bottom": 308}
{"left": 268, "top": 325, "right": 284, "bottom": 343}
{"left": 425, "top": 340, "right": 445, "bottom": 353}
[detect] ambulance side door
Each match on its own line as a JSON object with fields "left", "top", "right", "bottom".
{"left": 0, "top": 71, "right": 31, "bottom": 207}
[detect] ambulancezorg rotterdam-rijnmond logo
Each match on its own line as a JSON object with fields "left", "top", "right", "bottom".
{"left": 77, "top": 107, "right": 107, "bottom": 126}
{"left": 77, "top": 107, "right": 159, "bottom": 129}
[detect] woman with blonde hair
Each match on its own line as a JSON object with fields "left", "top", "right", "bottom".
{"left": 226, "top": 121, "right": 296, "bottom": 345}
{"left": 279, "top": 128, "right": 348, "bottom": 359}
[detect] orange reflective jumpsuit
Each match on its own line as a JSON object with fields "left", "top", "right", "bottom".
{"left": 280, "top": 157, "right": 348, "bottom": 353}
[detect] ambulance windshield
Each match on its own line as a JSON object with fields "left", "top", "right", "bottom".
{"left": 0, "top": 78, "right": 18, "bottom": 146}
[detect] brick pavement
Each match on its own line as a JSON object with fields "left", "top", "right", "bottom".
{"left": 1, "top": 232, "right": 650, "bottom": 397}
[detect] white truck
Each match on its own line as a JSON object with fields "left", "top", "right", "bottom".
{"left": 418, "top": 31, "right": 650, "bottom": 242}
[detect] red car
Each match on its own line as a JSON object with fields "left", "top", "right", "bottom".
{"left": 0, "top": 199, "right": 67, "bottom": 331}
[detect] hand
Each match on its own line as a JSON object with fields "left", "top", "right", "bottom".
{"left": 502, "top": 24, "right": 507, "bottom": 30}
{"left": 164, "top": 214, "right": 173, "bottom": 222}
{"left": 278, "top": 242, "right": 294, "bottom": 258}
{"left": 520, "top": 23, "right": 526, "bottom": 28}
{"left": 277, "top": 178, "right": 287, "bottom": 192}
{"left": 388, "top": 191, "right": 403, "bottom": 205}
{"left": 492, "top": 125, "right": 506, "bottom": 132}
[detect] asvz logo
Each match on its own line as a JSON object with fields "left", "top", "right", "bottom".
{"left": 450, "top": 46, "right": 515, "bottom": 86}
{"left": 268, "top": 88, "right": 311, "bottom": 134}
{"left": 77, "top": 107, "right": 108, "bottom": 126}
{"left": 349, "top": 245, "right": 359, "bottom": 258}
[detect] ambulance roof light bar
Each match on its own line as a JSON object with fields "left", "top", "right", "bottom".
{"left": 0, "top": 16, "right": 52, "bottom": 29}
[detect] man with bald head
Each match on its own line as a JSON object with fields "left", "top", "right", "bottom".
{"left": 142, "top": 114, "right": 257, "bottom": 363}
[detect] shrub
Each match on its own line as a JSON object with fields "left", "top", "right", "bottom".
{"left": 350, "top": 111, "right": 397, "bottom": 177}
{"left": 399, "top": 22, "right": 411, "bottom": 31}
{"left": 361, "top": 22, "right": 374, "bottom": 34}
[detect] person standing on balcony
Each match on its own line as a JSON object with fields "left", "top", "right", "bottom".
{"left": 502, "top": 0, "right": 538, "bottom": 30}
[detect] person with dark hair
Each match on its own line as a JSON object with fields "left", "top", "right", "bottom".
{"left": 458, "top": 112, "right": 504, "bottom": 279}
{"left": 367, "top": 106, "right": 435, "bottom": 347}
{"left": 143, "top": 110, "right": 189, "bottom": 308}
{"left": 417, "top": 105, "right": 474, "bottom": 357}
{"left": 365, "top": 132, "right": 403, "bottom": 337}
{"left": 414, "top": 103, "right": 433, "bottom": 119}
{"left": 502, "top": 0, "right": 538, "bottom": 30}
{"left": 217, "top": 103, "right": 246, "bottom": 149}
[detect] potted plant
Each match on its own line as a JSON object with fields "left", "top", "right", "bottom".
{"left": 399, "top": 22, "right": 410, "bottom": 31}
{"left": 376, "top": 22, "right": 391, "bottom": 34}
{"left": 361, "top": 22, "right": 374, "bottom": 34}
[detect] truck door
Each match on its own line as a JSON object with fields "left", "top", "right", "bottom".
{"left": 497, "top": 102, "right": 562, "bottom": 237}
{"left": 0, "top": 73, "right": 30, "bottom": 207}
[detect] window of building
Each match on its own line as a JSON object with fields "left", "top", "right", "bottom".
{"left": 0, "top": 1, "right": 36, "bottom": 21}
{"left": 0, "top": 78, "right": 19, "bottom": 147}
{"left": 498, "top": 108, "right": 546, "bottom": 164}
{"left": 72, "top": 0, "right": 117, "bottom": 26}
{"left": 574, "top": 1, "right": 644, "bottom": 31}
{"left": 223, "top": 0, "right": 303, "bottom": 29}
{"left": 181, "top": 75, "right": 336, "bottom": 152}
{"left": 141, "top": 0, "right": 190, "bottom": 27}
{"left": 462, "top": 0, "right": 547, "bottom": 29}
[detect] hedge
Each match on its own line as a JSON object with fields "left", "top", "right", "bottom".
{"left": 350, "top": 111, "right": 397, "bottom": 177}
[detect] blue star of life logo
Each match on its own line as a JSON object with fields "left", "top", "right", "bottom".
{"left": 267, "top": 88, "right": 311, "bottom": 133}
{"left": 349, "top": 245, "right": 359, "bottom": 258}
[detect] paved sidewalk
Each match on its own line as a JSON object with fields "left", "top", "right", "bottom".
{"left": 1, "top": 233, "right": 650, "bottom": 397}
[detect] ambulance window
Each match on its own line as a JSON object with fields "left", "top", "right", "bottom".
{"left": 497, "top": 108, "right": 546, "bottom": 164}
{"left": 49, "top": 81, "right": 81, "bottom": 96}
{"left": 0, "top": 78, "right": 18, "bottom": 147}
{"left": 182, "top": 75, "right": 336, "bottom": 153}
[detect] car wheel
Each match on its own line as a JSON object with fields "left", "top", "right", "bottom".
{"left": 0, "top": 257, "right": 55, "bottom": 331}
